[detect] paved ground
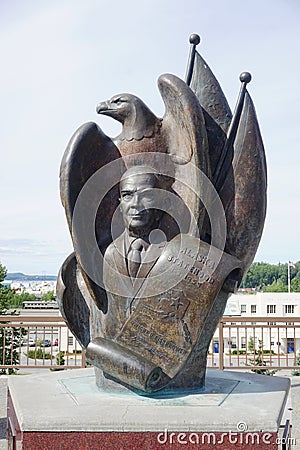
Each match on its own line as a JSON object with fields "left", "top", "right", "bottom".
{"left": 0, "top": 376, "right": 7, "bottom": 450}
{"left": 291, "top": 377, "right": 300, "bottom": 449}
{"left": 0, "top": 371, "right": 299, "bottom": 449}
{"left": 278, "top": 371, "right": 300, "bottom": 449}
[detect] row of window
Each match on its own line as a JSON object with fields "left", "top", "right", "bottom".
{"left": 230, "top": 321, "right": 294, "bottom": 326}
{"left": 224, "top": 337, "right": 276, "bottom": 349}
{"left": 240, "top": 304, "right": 295, "bottom": 314}
{"left": 216, "top": 337, "right": 295, "bottom": 351}
{"left": 241, "top": 305, "right": 256, "bottom": 313}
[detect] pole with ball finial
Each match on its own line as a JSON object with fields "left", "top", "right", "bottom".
{"left": 213, "top": 71, "right": 252, "bottom": 189}
{"left": 185, "top": 33, "right": 201, "bottom": 86}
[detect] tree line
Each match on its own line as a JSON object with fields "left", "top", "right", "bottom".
{"left": 241, "top": 261, "right": 300, "bottom": 292}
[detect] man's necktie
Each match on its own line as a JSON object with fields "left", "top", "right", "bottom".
{"left": 128, "top": 238, "right": 144, "bottom": 279}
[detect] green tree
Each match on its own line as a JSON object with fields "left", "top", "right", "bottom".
{"left": 56, "top": 351, "right": 65, "bottom": 366}
{"left": 0, "top": 262, "right": 8, "bottom": 313}
{"left": 0, "top": 263, "right": 6, "bottom": 284}
{"left": 248, "top": 339, "right": 276, "bottom": 375}
{"left": 8, "top": 291, "right": 36, "bottom": 308}
{"left": 41, "top": 290, "right": 55, "bottom": 301}
{"left": 292, "top": 354, "right": 300, "bottom": 376}
{"left": 291, "top": 275, "right": 300, "bottom": 292}
{"left": 248, "top": 336, "right": 255, "bottom": 353}
{"left": 242, "top": 262, "right": 280, "bottom": 289}
{"left": 0, "top": 261, "right": 27, "bottom": 374}
{"left": 263, "top": 278, "right": 288, "bottom": 293}
{"left": 242, "top": 261, "right": 300, "bottom": 292}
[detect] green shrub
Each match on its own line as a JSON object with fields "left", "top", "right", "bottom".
{"left": 231, "top": 350, "right": 246, "bottom": 355}
{"left": 49, "top": 351, "right": 65, "bottom": 371}
{"left": 262, "top": 349, "right": 275, "bottom": 355}
{"left": 292, "top": 354, "right": 300, "bottom": 376}
{"left": 56, "top": 351, "right": 65, "bottom": 366}
{"left": 26, "top": 348, "right": 53, "bottom": 360}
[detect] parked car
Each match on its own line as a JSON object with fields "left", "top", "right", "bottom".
{"left": 54, "top": 338, "right": 59, "bottom": 346}
{"left": 28, "top": 337, "right": 36, "bottom": 347}
{"left": 42, "top": 339, "right": 51, "bottom": 347}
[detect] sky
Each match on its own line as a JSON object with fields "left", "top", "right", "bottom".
{"left": 0, "top": 0, "right": 299, "bottom": 275}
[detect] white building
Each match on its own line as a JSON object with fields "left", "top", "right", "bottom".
{"left": 216, "top": 292, "right": 300, "bottom": 355}
{"left": 229, "top": 292, "right": 300, "bottom": 318}
{"left": 8, "top": 280, "right": 56, "bottom": 297}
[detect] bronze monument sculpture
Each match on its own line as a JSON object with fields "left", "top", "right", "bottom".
{"left": 57, "top": 34, "right": 266, "bottom": 395}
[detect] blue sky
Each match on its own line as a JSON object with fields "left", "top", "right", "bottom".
{"left": 0, "top": 0, "right": 299, "bottom": 274}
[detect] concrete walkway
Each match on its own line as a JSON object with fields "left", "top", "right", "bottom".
{"left": 291, "top": 377, "right": 300, "bottom": 449}
{"left": 278, "top": 371, "right": 300, "bottom": 449}
{"left": 0, "top": 376, "right": 7, "bottom": 450}
{"left": 0, "top": 371, "right": 299, "bottom": 449}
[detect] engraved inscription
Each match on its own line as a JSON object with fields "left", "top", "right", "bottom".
{"left": 130, "top": 319, "right": 186, "bottom": 356}
{"left": 167, "top": 254, "right": 215, "bottom": 285}
{"left": 184, "top": 273, "right": 215, "bottom": 286}
{"left": 131, "top": 334, "right": 166, "bottom": 359}
{"left": 180, "top": 247, "right": 216, "bottom": 270}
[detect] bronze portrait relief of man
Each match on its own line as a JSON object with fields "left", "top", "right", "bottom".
{"left": 102, "top": 165, "right": 169, "bottom": 339}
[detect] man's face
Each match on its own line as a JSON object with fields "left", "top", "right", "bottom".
{"left": 119, "top": 173, "right": 162, "bottom": 236}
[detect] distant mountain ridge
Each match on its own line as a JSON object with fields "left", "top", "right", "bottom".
{"left": 6, "top": 272, "right": 57, "bottom": 281}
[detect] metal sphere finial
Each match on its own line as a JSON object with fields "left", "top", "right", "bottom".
{"left": 240, "top": 72, "right": 252, "bottom": 84}
{"left": 189, "top": 34, "right": 200, "bottom": 46}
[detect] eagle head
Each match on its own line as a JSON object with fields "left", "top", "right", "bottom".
{"left": 96, "top": 93, "right": 161, "bottom": 141}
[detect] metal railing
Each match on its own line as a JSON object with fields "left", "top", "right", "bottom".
{"left": 208, "top": 317, "right": 300, "bottom": 371}
{"left": 0, "top": 315, "right": 86, "bottom": 371}
{"left": 1, "top": 315, "right": 300, "bottom": 372}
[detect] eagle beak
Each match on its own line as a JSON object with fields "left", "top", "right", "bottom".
{"left": 96, "top": 101, "right": 110, "bottom": 114}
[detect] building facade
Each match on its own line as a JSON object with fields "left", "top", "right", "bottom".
{"left": 215, "top": 292, "right": 300, "bottom": 355}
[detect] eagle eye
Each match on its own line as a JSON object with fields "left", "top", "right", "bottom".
{"left": 112, "top": 97, "right": 126, "bottom": 105}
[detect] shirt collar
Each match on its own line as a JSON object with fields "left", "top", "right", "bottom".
{"left": 125, "top": 231, "right": 150, "bottom": 253}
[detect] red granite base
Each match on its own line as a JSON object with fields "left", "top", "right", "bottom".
{"left": 16, "top": 430, "right": 279, "bottom": 449}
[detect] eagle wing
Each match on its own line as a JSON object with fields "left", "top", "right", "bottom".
{"left": 158, "top": 73, "right": 211, "bottom": 236}
{"left": 56, "top": 253, "right": 91, "bottom": 348}
{"left": 60, "top": 121, "right": 124, "bottom": 311}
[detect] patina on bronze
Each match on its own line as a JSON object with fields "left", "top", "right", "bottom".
{"left": 57, "top": 34, "right": 266, "bottom": 395}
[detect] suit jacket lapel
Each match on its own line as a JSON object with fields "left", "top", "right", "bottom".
{"left": 111, "top": 232, "right": 133, "bottom": 294}
{"left": 132, "top": 241, "right": 166, "bottom": 296}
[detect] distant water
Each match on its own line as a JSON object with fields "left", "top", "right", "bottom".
{"left": 6, "top": 273, "right": 57, "bottom": 282}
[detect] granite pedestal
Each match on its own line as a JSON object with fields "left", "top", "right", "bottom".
{"left": 7, "top": 368, "right": 290, "bottom": 449}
